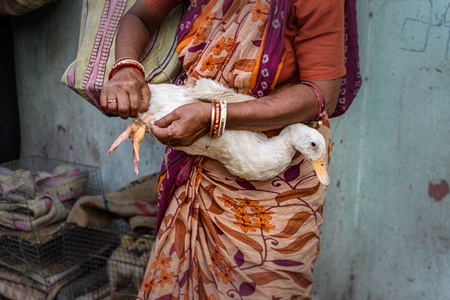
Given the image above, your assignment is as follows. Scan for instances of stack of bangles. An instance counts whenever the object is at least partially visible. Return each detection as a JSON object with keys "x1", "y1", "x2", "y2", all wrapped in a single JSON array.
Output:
[
  {"x1": 301, "y1": 81, "x2": 328, "y2": 127},
  {"x1": 108, "y1": 57, "x2": 145, "y2": 81},
  {"x1": 209, "y1": 99, "x2": 227, "y2": 140}
]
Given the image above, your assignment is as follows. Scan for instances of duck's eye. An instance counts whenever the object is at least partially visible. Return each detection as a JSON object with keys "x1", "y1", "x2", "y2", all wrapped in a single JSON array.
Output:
[{"x1": 311, "y1": 142, "x2": 316, "y2": 147}]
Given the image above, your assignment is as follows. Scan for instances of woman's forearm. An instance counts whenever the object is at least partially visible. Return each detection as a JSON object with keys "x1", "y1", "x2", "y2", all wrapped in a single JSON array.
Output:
[
  {"x1": 115, "y1": 2, "x2": 166, "y2": 61},
  {"x1": 226, "y1": 77, "x2": 342, "y2": 132}
]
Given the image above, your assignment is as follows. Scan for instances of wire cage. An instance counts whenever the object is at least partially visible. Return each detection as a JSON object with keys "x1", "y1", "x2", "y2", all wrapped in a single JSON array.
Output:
[
  {"x1": 56, "y1": 220, "x2": 155, "y2": 300},
  {"x1": 0, "y1": 156, "x2": 156, "y2": 300}
]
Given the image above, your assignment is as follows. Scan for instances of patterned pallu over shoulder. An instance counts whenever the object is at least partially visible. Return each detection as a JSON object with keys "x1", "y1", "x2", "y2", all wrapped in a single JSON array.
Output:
[{"x1": 175, "y1": 0, "x2": 290, "y2": 97}]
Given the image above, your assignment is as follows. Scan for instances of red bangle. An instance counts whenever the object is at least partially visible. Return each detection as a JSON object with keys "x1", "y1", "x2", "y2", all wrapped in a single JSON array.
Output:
[
  {"x1": 301, "y1": 81, "x2": 328, "y2": 123},
  {"x1": 108, "y1": 58, "x2": 145, "y2": 81}
]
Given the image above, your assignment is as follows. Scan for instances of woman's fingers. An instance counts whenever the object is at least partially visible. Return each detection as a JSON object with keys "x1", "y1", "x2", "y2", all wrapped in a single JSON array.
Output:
[
  {"x1": 100, "y1": 68, "x2": 149, "y2": 119},
  {"x1": 151, "y1": 102, "x2": 211, "y2": 147}
]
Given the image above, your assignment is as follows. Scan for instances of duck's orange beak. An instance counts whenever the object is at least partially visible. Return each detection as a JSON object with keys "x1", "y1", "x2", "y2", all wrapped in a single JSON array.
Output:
[{"x1": 311, "y1": 156, "x2": 330, "y2": 186}]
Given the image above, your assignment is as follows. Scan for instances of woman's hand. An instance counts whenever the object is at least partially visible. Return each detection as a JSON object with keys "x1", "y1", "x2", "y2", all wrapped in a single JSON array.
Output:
[
  {"x1": 150, "y1": 102, "x2": 211, "y2": 147},
  {"x1": 100, "y1": 67, "x2": 150, "y2": 119}
]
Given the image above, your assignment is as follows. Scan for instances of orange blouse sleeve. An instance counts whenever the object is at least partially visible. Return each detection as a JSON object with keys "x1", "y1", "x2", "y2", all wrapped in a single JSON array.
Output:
[
  {"x1": 144, "y1": 0, "x2": 183, "y2": 16},
  {"x1": 280, "y1": 0, "x2": 346, "y2": 82}
]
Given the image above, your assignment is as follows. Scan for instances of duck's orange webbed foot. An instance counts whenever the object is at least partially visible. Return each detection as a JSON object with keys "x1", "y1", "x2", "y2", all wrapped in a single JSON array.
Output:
[
  {"x1": 132, "y1": 126, "x2": 146, "y2": 175},
  {"x1": 108, "y1": 114, "x2": 155, "y2": 175},
  {"x1": 107, "y1": 121, "x2": 142, "y2": 155}
]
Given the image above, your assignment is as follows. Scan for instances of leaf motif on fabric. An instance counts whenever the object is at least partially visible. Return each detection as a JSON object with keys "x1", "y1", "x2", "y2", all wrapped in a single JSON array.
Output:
[
  {"x1": 230, "y1": 59, "x2": 256, "y2": 72},
  {"x1": 204, "y1": 184, "x2": 216, "y2": 199},
  {"x1": 284, "y1": 270, "x2": 313, "y2": 289},
  {"x1": 200, "y1": 209, "x2": 227, "y2": 249},
  {"x1": 271, "y1": 259, "x2": 304, "y2": 267},
  {"x1": 192, "y1": 207, "x2": 199, "y2": 220},
  {"x1": 208, "y1": 199, "x2": 224, "y2": 215},
  {"x1": 155, "y1": 294, "x2": 173, "y2": 300},
  {"x1": 163, "y1": 214, "x2": 173, "y2": 226},
  {"x1": 199, "y1": 266, "x2": 212, "y2": 284},
  {"x1": 215, "y1": 217, "x2": 263, "y2": 253},
  {"x1": 178, "y1": 191, "x2": 187, "y2": 203},
  {"x1": 275, "y1": 183, "x2": 320, "y2": 204},
  {"x1": 247, "y1": 271, "x2": 289, "y2": 285},
  {"x1": 271, "y1": 232, "x2": 317, "y2": 254},
  {"x1": 239, "y1": 282, "x2": 257, "y2": 296},
  {"x1": 252, "y1": 40, "x2": 262, "y2": 47},
  {"x1": 169, "y1": 242, "x2": 176, "y2": 256},
  {"x1": 235, "y1": 178, "x2": 256, "y2": 190},
  {"x1": 234, "y1": 249, "x2": 245, "y2": 267},
  {"x1": 271, "y1": 211, "x2": 312, "y2": 238},
  {"x1": 179, "y1": 269, "x2": 190, "y2": 288},
  {"x1": 316, "y1": 204, "x2": 324, "y2": 217},
  {"x1": 174, "y1": 217, "x2": 186, "y2": 259},
  {"x1": 283, "y1": 164, "x2": 300, "y2": 182}
]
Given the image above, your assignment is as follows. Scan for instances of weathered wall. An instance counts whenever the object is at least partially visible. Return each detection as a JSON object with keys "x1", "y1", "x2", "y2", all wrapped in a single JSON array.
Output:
[
  {"x1": 10, "y1": 0, "x2": 450, "y2": 299},
  {"x1": 11, "y1": 0, "x2": 166, "y2": 193},
  {"x1": 313, "y1": 0, "x2": 450, "y2": 299}
]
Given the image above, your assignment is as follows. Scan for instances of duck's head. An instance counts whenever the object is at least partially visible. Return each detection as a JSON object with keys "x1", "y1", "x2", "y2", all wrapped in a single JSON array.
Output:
[{"x1": 288, "y1": 124, "x2": 330, "y2": 186}]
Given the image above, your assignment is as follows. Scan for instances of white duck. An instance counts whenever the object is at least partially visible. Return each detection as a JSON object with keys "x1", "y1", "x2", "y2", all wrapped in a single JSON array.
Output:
[{"x1": 108, "y1": 79, "x2": 330, "y2": 185}]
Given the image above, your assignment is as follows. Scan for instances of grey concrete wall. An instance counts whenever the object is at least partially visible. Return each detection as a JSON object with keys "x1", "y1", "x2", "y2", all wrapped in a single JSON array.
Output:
[
  {"x1": 10, "y1": 0, "x2": 450, "y2": 299},
  {"x1": 12, "y1": 0, "x2": 166, "y2": 193},
  {"x1": 313, "y1": 0, "x2": 450, "y2": 299}
]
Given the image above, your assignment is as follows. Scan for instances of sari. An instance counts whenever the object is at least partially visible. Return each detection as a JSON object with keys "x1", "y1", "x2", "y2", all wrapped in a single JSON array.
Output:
[{"x1": 137, "y1": 0, "x2": 349, "y2": 298}]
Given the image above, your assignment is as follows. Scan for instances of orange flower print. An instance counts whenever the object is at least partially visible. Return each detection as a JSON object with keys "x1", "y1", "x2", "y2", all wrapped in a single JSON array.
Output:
[
  {"x1": 251, "y1": 206, "x2": 273, "y2": 220},
  {"x1": 193, "y1": 264, "x2": 199, "y2": 279},
  {"x1": 252, "y1": 218, "x2": 275, "y2": 233},
  {"x1": 212, "y1": 247, "x2": 224, "y2": 260},
  {"x1": 217, "y1": 56, "x2": 227, "y2": 71},
  {"x1": 208, "y1": 295, "x2": 217, "y2": 300},
  {"x1": 204, "y1": 12, "x2": 216, "y2": 26},
  {"x1": 201, "y1": 55, "x2": 219, "y2": 71},
  {"x1": 251, "y1": 0, "x2": 269, "y2": 22},
  {"x1": 193, "y1": 27, "x2": 207, "y2": 44},
  {"x1": 140, "y1": 275, "x2": 153, "y2": 294},
  {"x1": 157, "y1": 252, "x2": 172, "y2": 270},
  {"x1": 234, "y1": 218, "x2": 256, "y2": 233},
  {"x1": 238, "y1": 197, "x2": 259, "y2": 207},
  {"x1": 231, "y1": 207, "x2": 252, "y2": 222},
  {"x1": 150, "y1": 279, "x2": 158, "y2": 293},
  {"x1": 226, "y1": 38, "x2": 236, "y2": 52},
  {"x1": 157, "y1": 270, "x2": 174, "y2": 287},
  {"x1": 217, "y1": 269, "x2": 235, "y2": 284},
  {"x1": 213, "y1": 37, "x2": 227, "y2": 55},
  {"x1": 218, "y1": 194, "x2": 236, "y2": 208},
  {"x1": 149, "y1": 258, "x2": 158, "y2": 271}
]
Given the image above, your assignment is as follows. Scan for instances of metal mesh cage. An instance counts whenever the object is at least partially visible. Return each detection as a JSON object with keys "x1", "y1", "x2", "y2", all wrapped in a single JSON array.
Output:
[
  {"x1": 56, "y1": 220, "x2": 155, "y2": 300},
  {"x1": 0, "y1": 156, "x2": 156, "y2": 299}
]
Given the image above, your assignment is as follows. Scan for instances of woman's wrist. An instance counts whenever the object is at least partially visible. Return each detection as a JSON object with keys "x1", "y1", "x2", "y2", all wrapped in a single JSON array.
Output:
[{"x1": 108, "y1": 58, "x2": 145, "y2": 81}]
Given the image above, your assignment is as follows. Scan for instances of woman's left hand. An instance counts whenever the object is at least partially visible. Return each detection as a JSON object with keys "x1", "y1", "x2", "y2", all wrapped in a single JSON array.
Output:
[{"x1": 150, "y1": 102, "x2": 211, "y2": 147}]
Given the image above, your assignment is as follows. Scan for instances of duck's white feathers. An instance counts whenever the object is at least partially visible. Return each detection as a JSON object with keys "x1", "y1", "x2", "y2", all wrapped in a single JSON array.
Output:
[{"x1": 110, "y1": 78, "x2": 329, "y2": 184}]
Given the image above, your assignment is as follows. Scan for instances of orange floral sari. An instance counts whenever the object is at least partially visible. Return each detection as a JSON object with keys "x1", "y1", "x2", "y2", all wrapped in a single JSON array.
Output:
[{"x1": 137, "y1": 0, "x2": 332, "y2": 299}]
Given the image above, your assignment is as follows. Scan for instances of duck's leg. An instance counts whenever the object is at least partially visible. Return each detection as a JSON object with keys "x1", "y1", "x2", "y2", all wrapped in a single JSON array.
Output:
[
  {"x1": 132, "y1": 114, "x2": 155, "y2": 175},
  {"x1": 132, "y1": 126, "x2": 146, "y2": 175},
  {"x1": 107, "y1": 121, "x2": 142, "y2": 155}
]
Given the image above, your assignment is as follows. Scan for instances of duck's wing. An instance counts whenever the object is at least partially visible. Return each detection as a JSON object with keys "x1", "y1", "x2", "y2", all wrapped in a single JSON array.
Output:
[{"x1": 188, "y1": 78, "x2": 255, "y2": 103}]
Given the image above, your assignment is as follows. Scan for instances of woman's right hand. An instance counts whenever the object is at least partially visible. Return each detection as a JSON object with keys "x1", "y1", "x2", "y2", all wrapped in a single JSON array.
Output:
[{"x1": 100, "y1": 67, "x2": 150, "y2": 119}]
